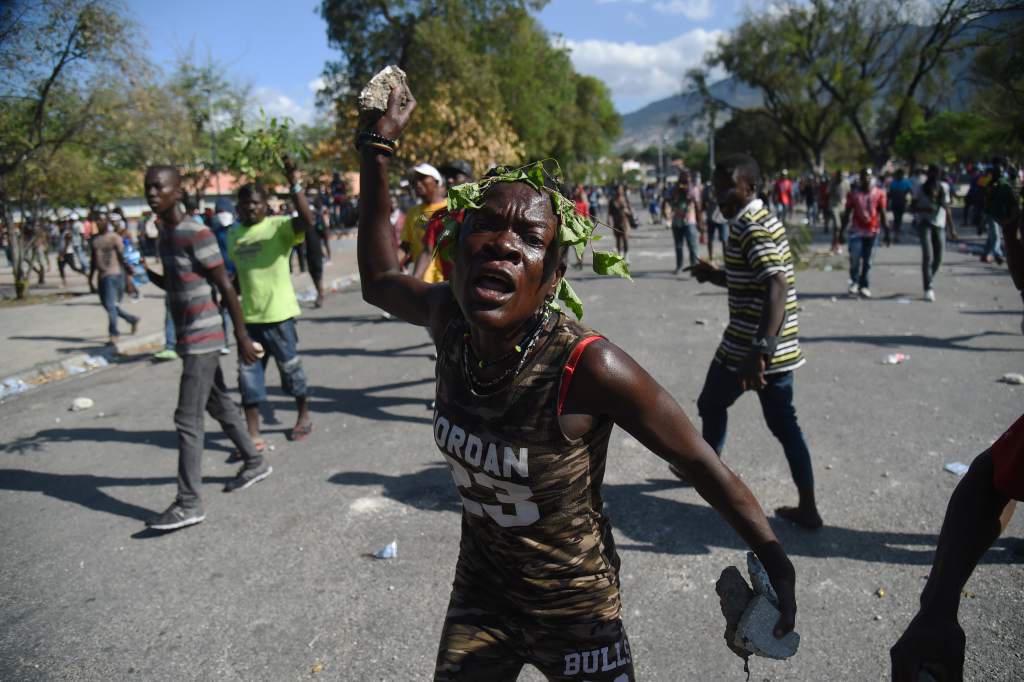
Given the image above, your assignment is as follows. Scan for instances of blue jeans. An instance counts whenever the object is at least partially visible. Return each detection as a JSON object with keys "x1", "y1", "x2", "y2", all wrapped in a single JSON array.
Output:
[
  {"x1": 983, "y1": 213, "x2": 1004, "y2": 259},
  {"x1": 98, "y1": 274, "x2": 138, "y2": 337},
  {"x1": 848, "y1": 233, "x2": 879, "y2": 288},
  {"x1": 164, "y1": 296, "x2": 176, "y2": 350},
  {"x1": 697, "y1": 360, "x2": 815, "y2": 494},
  {"x1": 671, "y1": 218, "x2": 699, "y2": 271},
  {"x1": 238, "y1": 318, "x2": 309, "y2": 406}
]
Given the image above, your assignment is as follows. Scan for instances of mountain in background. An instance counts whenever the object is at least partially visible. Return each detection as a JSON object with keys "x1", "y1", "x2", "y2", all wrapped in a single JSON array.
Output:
[
  {"x1": 614, "y1": 10, "x2": 1010, "y2": 155},
  {"x1": 614, "y1": 77, "x2": 761, "y2": 153}
]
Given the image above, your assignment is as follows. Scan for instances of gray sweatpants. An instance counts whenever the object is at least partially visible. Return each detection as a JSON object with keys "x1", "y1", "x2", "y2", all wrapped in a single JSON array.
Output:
[{"x1": 175, "y1": 351, "x2": 262, "y2": 509}]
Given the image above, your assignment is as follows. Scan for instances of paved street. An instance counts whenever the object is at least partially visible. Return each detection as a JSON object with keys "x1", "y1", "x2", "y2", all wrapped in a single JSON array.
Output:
[{"x1": 1, "y1": 217, "x2": 1021, "y2": 680}]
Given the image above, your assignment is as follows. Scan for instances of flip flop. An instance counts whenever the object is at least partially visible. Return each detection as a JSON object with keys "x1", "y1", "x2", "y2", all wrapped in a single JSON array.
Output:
[
  {"x1": 289, "y1": 422, "x2": 314, "y2": 442},
  {"x1": 228, "y1": 439, "x2": 266, "y2": 463}
]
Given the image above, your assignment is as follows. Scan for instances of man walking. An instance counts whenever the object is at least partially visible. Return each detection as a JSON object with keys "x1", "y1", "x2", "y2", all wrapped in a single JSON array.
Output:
[
  {"x1": 773, "y1": 170, "x2": 793, "y2": 223},
  {"x1": 910, "y1": 165, "x2": 953, "y2": 302},
  {"x1": 843, "y1": 168, "x2": 888, "y2": 298},
  {"x1": 687, "y1": 153, "x2": 822, "y2": 530},
  {"x1": 88, "y1": 209, "x2": 140, "y2": 345},
  {"x1": 228, "y1": 157, "x2": 316, "y2": 447},
  {"x1": 888, "y1": 168, "x2": 913, "y2": 245},
  {"x1": 669, "y1": 172, "x2": 702, "y2": 274},
  {"x1": 143, "y1": 165, "x2": 271, "y2": 531},
  {"x1": 828, "y1": 170, "x2": 851, "y2": 254}
]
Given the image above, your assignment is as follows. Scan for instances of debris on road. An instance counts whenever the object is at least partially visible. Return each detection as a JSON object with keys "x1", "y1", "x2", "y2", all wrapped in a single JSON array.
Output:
[
  {"x1": 875, "y1": 587, "x2": 886, "y2": 598},
  {"x1": 943, "y1": 462, "x2": 969, "y2": 476},
  {"x1": 695, "y1": 318, "x2": 708, "y2": 326},
  {"x1": 372, "y1": 540, "x2": 397, "y2": 559},
  {"x1": 998, "y1": 373, "x2": 1024, "y2": 385},
  {"x1": 311, "y1": 660, "x2": 325, "y2": 674},
  {"x1": 882, "y1": 353, "x2": 909, "y2": 365},
  {"x1": 70, "y1": 397, "x2": 94, "y2": 411},
  {"x1": 0, "y1": 377, "x2": 29, "y2": 399}
]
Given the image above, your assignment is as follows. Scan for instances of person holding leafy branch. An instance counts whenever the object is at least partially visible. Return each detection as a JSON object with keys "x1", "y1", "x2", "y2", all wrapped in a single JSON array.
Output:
[
  {"x1": 227, "y1": 156, "x2": 316, "y2": 447},
  {"x1": 357, "y1": 81, "x2": 798, "y2": 680}
]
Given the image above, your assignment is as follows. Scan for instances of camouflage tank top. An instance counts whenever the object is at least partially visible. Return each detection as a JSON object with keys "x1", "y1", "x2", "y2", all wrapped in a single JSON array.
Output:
[{"x1": 433, "y1": 311, "x2": 621, "y2": 623}]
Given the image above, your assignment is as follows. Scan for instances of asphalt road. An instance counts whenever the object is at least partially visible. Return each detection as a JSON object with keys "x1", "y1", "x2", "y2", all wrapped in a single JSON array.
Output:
[{"x1": 1, "y1": 217, "x2": 1022, "y2": 681}]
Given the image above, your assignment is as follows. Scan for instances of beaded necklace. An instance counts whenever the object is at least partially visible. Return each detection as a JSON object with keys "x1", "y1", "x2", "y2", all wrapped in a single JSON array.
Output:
[{"x1": 461, "y1": 310, "x2": 552, "y2": 394}]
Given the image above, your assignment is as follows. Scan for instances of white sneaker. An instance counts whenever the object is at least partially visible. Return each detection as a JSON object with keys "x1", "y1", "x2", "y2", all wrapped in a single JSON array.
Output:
[
  {"x1": 924, "y1": 289, "x2": 936, "y2": 302},
  {"x1": 847, "y1": 281, "x2": 859, "y2": 295},
  {"x1": 859, "y1": 287, "x2": 872, "y2": 299}
]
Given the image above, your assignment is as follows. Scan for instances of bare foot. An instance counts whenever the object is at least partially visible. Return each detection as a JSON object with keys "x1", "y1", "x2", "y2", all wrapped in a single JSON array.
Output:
[
  {"x1": 776, "y1": 505, "x2": 823, "y2": 530},
  {"x1": 290, "y1": 420, "x2": 314, "y2": 441}
]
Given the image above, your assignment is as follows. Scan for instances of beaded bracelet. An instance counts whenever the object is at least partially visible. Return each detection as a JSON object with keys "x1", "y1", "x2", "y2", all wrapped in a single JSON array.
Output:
[
  {"x1": 362, "y1": 142, "x2": 394, "y2": 157},
  {"x1": 355, "y1": 131, "x2": 398, "y2": 153}
]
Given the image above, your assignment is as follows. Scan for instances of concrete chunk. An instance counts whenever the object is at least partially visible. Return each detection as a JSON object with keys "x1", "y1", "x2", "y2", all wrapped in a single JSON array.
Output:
[
  {"x1": 359, "y1": 66, "x2": 409, "y2": 112},
  {"x1": 716, "y1": 566, "x2": 755, "y2": 660},
  {"x1": 747, "y1": 551, "x2": 779, "y2": 606},
  {"x1": 734, "y1": 595, "x2": 800, "y2": 660}
]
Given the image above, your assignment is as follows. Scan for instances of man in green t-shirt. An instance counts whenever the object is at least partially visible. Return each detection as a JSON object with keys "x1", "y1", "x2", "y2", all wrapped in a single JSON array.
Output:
[{"x1": 227, "y1": 157, "x2": 316, "y2": 447}]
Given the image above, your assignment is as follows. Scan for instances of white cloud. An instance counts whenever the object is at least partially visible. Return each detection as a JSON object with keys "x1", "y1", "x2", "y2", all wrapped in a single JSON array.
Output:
[
  {"x1": 563, "y1": 29, "x2": 725, "y2": 111},
  {"x1": 251, "y1": 86, "x2": 314, "y2": 126},
  {"x1": 652, "y1": 0, "x2": 713, "y2": 20},
  {"x1": 308, "y1": 77, "x2": 326, "y2": 94}
]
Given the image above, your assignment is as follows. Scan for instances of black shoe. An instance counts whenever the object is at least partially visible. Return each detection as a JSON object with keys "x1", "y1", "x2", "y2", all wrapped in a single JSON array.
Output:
[
  {"x1": 146, "y1": 502, "x2": 205, "y2": 530},
  {"x1": 223, "y1": 462, "x2": 272, "y2": 492}
]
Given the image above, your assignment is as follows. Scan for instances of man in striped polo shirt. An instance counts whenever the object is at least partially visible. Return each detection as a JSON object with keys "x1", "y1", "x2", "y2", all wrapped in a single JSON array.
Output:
[
  {"x1": 143, "y1": 165, "x2": 272, "y2": 531},
  {"x1": 687, "y1": 153, "x2": 822, "y2": 530}
]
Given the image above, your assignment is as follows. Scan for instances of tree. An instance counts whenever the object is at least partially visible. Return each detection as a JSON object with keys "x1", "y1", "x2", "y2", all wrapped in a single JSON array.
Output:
[
  {"x1": 166, "y1": 52, "x2": 249, "y2": 202},
  {"x1": 0, "y1": 0, "x2": 145, "y2": 297},
  {"x1": 965, "y1": 14, "x2": 1024, "y2": 155},
  {"x1": 317, "y1": 0, "x2": 619, "y2": 175},
  {"x1": 697, "y1": 7, "x2": 849, "y2": 170}
]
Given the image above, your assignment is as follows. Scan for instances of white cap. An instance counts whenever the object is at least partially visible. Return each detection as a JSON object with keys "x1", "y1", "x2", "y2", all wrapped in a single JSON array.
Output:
[{"x1": 410, "y1": 163, "x2": 442, "y2": 184}]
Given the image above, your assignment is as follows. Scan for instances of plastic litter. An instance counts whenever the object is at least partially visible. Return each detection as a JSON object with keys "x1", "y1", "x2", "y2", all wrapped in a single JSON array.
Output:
[
  {"x1": 998, "y1": 373, "x2": 1024, "y2": 385},
  {"x1": 372, "y1": 540, "x2": 397, "y2": 559},
  {"x1": 944, "y1": 462, "x2": 969, "y2": 476},
  {"x1": 882, "y1": 353, "x2": 909, "y2": 365},
  {"x1": 695, "y1": 318, "x2": 708, "y2": 326},
  {"x1": 70, "y1": 397, "x2": 94, "y2": 411},
  {"x1": 0, "y1": 377, "x2": 30, "y2": 399},
  {"x1": 296, "y1": 287, "x2": 318, "y2": 302}
]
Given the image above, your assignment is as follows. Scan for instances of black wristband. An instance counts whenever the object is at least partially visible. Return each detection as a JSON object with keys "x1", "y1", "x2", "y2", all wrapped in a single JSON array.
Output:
[{"x1": 355, "y1": 131, "x2": 398, "y2": 152}]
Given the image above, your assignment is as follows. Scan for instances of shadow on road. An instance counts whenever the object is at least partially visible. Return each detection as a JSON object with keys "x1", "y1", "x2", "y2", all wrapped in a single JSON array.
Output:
[
  {"x1": 801, "y1": 330, "x2": 1017, "y2": 352},
  {"x1": 0, "y1": 427, "x2": 232, "y2": 455},
  {"x1": 302, "y1": 313, "x2": 397, "y2": 326},
  {"x1": 330, "y1": 467, "x2": 1020, "y2": 566},
  {"x1": 301, "y1": 341, "x2": 434, "y2": 360},
  {"x1": 329, "y1": 463, "x2": 460, "y2": 513},
  {"x1": 265, "y1": 376, "x2": 435, "y2": 426},
  {"x1": 0, "y1": 469, "x2": 182, "y2": 521}
]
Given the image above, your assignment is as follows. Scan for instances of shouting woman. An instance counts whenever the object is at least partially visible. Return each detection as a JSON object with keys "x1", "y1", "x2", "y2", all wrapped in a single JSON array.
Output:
[{"x1": 356, "y1": 83, "x2": 798, "y2": 681}]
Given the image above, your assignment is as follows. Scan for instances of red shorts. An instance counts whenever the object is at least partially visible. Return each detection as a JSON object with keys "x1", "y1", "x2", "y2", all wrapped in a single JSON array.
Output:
[{"x1": 992, "y1": 413, "x2": 1024, "y2": 501}]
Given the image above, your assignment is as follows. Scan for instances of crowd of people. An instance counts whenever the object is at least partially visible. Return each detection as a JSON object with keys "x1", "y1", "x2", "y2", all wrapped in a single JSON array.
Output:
[{"x1": 2, "y1": 79, "x2": 1022, "y2": 679}]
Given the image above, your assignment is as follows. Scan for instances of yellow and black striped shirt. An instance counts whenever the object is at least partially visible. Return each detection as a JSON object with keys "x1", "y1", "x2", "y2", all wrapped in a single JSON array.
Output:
[{"x1": 715, "y1": 199, "x2": 805, "y2": 374}]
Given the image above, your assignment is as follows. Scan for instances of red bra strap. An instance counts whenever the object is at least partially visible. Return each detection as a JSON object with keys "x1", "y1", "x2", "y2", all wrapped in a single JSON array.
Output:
[{"x1": 558, "y1": 335, "x2": 603, "y2": 416}]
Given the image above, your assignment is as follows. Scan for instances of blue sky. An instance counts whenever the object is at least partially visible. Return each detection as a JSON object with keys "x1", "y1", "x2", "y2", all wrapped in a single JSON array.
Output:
[{"x1": 129, "y1": 0, "x2": 743, "y2": 122}]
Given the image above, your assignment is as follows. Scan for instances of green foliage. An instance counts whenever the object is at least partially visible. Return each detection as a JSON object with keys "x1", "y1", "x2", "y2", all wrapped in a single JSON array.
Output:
[
  {"x1": 437, "y1": 159, "x2": 630, "y2": 319},
  {"x1": 318, "y1": 0, "x2": 619, "y2": 171},
  {"x1": 226, "y1": 109, "x2": 310, "y2": 181}
]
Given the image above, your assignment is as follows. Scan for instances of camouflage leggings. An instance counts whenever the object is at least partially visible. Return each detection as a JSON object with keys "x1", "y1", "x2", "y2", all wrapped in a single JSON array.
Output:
[{"x1": 434, "y1": 592, "x2": 635, "y2": 681}]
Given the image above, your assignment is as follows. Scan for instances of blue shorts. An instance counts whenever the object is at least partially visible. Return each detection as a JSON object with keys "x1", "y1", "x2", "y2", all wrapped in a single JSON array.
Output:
[{"x1": 237, "y1": 318, "x2": 309, "y2": 406}]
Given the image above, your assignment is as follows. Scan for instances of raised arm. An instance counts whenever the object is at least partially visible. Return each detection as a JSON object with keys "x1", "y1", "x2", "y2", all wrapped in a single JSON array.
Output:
[
  {"x1": 563, "y1": 340, "x2": 797, "y2": 637},
  {"x1": 283, "y1": 156, "x2": 316, "y2": 237},
  {"x1": 357, "y1": 86, "x2": 448, "y2": 327}
]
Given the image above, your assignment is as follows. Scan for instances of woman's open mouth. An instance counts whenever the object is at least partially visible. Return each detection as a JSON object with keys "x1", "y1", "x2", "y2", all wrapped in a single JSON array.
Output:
[{"x1": 469, "y1": 268, "x2": 516, "y2": 304}]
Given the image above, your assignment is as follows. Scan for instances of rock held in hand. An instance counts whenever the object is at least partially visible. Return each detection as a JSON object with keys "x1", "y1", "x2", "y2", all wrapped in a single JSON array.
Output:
[
  {"x1": 734, "y1": 595, "x2": 801, "y2": 659},
  {"x1": 716, "y1": 566, "x2": 755, "y2": 660},
  {"x1": 359, "y1": 66, "x2": 409, "y2": 112}
]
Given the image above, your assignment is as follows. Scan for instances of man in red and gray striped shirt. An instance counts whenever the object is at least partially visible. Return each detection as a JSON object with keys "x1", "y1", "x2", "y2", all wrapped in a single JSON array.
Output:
[{"x1": 142, "y1": 165, "x2": 272, "y2": 531}]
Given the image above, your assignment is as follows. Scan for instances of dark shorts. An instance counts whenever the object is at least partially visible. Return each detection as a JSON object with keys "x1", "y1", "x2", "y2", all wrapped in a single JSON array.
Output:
[
  {"x1": 305, "y1": 230, "x2": 323, "y2": 280},
  {"x1": 434, "y1": 590, "x2": 634, "y2": 682}
]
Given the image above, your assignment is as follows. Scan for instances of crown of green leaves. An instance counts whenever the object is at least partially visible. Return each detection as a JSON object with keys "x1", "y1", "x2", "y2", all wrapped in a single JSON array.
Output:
[{"x1": 434, "y1": 160, "x2": 631, "y2": 319}]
